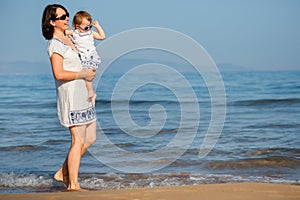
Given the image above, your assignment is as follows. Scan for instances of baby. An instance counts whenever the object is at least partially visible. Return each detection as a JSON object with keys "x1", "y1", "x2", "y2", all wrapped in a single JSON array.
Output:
[{"x1": 66, "y1": 11, "x2": 105, "y2": 106}]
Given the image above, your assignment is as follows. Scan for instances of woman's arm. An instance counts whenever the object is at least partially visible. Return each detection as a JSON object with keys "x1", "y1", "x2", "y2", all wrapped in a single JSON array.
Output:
[
  {"x1": 92, "y1": 20, "x2": 106, "y2": 40},
  {"x1": 50, "y1": 52, "x2": 96, "y2": 81}
]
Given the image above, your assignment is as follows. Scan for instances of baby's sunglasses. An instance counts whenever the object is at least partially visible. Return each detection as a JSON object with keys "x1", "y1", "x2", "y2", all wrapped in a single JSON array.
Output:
[
  {"x1": 80, "y1": 24, "x2": 93, "y2": 31},
  {"x1": 53, "y1": 12, "x2": 69, "y2": 21}
]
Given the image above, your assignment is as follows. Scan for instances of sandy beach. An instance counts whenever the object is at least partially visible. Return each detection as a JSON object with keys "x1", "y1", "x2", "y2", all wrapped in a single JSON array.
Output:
[{"x1": 1, "y1": 182, "x2": 299, "y2": 200}]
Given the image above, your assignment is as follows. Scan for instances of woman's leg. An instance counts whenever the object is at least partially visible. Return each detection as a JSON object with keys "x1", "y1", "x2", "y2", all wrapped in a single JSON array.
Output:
[
  {"x1": 67, "y1": 125, "x2": 86, "y2": 190},
  {"x1": 54, "y1": 121, "x2": 96, "y2": 187},
  {"x1": 81, "y1": 121, "x2": 97, "y2": 154}
]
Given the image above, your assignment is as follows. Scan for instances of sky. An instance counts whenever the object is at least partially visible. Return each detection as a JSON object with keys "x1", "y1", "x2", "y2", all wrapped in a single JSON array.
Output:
[{"x1": 0, "y1": 0, "x2": 299, "y2": 74}]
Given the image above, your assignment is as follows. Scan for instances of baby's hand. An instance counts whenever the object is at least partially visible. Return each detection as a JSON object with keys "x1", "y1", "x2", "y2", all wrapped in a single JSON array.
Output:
[{"x1": 92, "y1": 20, "x2": 100, "y2": 28}]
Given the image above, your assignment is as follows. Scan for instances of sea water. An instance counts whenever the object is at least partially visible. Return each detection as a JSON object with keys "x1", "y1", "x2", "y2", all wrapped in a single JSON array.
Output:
[{"x1": 0, "y1": 70, "x2": 300, "y2": 193}]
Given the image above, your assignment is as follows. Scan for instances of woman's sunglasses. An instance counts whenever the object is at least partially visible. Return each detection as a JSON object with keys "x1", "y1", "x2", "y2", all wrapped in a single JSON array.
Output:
[
  {"x1": 80, "y1": 24, "x2": 93, "y2": 31},
  {"x1": 53, "y1": 12, "x2": 69, "y2": 21}
]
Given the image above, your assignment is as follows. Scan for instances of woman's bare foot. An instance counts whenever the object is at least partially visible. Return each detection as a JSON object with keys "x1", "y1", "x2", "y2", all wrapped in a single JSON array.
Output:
[
  {"x1": 54, "y1": 168, "x2": 69, "y2": 187},
  {"x1": 59, "y1": 188, "x2": 89, "y2": 192},
  {"x1": 67, "y1": 182, "x2": 87, "y2": 192},
  {"x1": 67, "y1": 188, "x2": 89, "y2": 192}
]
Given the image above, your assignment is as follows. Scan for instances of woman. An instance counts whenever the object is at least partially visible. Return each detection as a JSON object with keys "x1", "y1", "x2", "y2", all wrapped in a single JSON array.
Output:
[{"x1": 42, "y1": 4, "x2": 97, "y2": 191}]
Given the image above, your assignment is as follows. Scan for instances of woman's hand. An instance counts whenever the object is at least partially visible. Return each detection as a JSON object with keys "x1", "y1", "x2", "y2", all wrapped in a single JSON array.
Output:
[{"x1": 83, "y1": 68, "x2": 96, "y2": 81}]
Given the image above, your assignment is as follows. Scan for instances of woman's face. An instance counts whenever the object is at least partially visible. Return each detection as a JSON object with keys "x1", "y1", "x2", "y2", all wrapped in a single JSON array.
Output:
[{"x1": 52, "y1": 7, "x2": 69, "y2": 31}]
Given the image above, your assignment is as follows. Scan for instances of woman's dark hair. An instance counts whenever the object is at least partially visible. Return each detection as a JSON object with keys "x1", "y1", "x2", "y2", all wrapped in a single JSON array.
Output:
[{"x1": 42, "y1": 4, "x2": 68, "y2": 40}]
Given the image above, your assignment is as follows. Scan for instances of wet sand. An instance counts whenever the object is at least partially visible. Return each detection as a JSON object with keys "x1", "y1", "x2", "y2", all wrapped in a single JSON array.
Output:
[{"x1": 1, "y1": 182, "x2": 300, "y2": 200}]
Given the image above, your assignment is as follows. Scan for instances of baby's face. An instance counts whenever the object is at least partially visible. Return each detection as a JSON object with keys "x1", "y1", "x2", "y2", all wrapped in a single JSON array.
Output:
[{"x1": 77, "y1": 18, "x2": 92, "y2": 33}]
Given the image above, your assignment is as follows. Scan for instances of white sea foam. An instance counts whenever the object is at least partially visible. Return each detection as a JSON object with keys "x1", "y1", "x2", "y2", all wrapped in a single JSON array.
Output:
[{"x1": 1, "y1": 172, "x2": 299, "y2": 193}]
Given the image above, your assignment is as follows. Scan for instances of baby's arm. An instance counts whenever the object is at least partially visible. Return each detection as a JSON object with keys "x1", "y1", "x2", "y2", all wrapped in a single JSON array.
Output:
[{"x1": 92, "y1": 20, "x2": 106, "y2": 40}]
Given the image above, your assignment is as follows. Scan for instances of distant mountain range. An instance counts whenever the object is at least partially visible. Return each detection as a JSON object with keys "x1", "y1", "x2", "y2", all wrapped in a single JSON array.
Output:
[
  {"x1": 0, "y1": 60, "x2": 296, "y2": 75},
  {"x1": 0, "y1": 61, "x2": 52, "y2": 75},
  {"x1": 216, "y1": 63, "x2": 252, "y2": 72}
]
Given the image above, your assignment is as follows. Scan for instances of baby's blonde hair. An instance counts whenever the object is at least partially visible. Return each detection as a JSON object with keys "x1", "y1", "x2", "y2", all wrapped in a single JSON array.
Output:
[{"x1": 72, "y1": 11, "x2": 92, "y2": 27}]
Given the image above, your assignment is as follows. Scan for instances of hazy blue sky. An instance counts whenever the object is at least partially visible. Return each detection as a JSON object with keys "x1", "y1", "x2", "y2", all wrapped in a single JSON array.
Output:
[{"x1": 0, "y1": 0, "x2": 299, "y2": 74}]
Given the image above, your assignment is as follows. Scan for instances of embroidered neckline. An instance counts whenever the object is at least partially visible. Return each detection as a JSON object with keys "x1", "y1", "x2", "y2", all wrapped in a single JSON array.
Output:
[
  {"x1": 74, "y1": 29, "x2": 92, "y2": 36},
  {"x1": 51, "y1": 37, "x2": 78, "y2": 53}
]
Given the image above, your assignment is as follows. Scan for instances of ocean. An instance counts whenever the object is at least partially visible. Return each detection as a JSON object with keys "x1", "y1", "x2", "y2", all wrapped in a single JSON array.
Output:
[{"x1": 0, "y1": 70, "x2": 300, "y2": 193}]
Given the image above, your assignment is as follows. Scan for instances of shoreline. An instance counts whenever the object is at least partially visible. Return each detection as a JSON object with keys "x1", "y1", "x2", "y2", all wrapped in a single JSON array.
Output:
[{"x1": 1, "y1": 182, "x2": 300, "y2": 200}]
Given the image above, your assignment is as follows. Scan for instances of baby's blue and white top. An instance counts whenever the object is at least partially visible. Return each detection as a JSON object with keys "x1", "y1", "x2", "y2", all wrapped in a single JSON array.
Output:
[{"x1": 72, "y1": 29, "x2": 101, "y2": 68}]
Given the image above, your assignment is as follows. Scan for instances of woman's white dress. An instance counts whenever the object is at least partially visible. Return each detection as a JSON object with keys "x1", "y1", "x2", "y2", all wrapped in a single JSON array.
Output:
[{"x1": 48, "y1": 38, "x2": 96, "y2": 128}]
